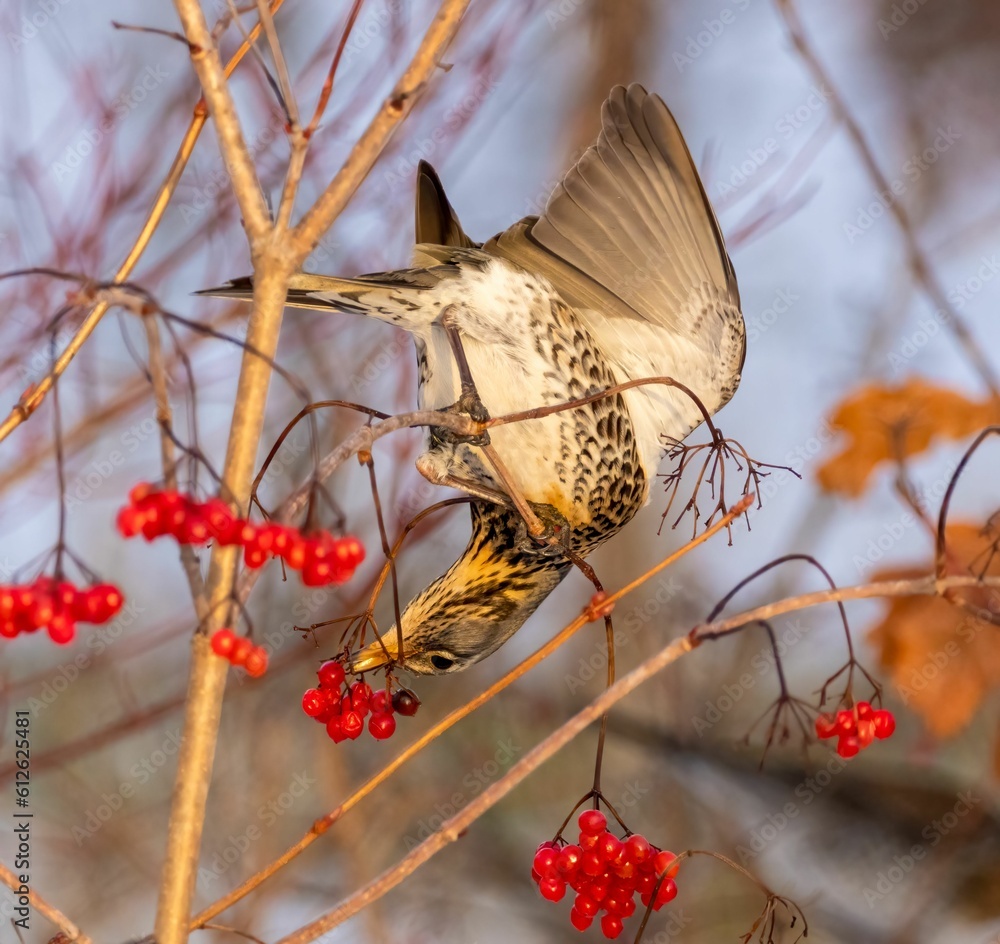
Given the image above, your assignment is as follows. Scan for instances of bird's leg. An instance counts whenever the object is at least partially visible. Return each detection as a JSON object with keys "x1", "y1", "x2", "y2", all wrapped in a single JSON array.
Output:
[
  {"x1": 435, "y1": 306, "x2": 551, "y2": 543},
  {"x1": 437, "y1": 305, "x2": 491, "y2": 447}
]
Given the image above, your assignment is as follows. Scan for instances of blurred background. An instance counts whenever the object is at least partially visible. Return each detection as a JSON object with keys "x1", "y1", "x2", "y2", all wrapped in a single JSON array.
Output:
[{"x1": 1, "y1": 0, "x2": 999, "y2": 941}]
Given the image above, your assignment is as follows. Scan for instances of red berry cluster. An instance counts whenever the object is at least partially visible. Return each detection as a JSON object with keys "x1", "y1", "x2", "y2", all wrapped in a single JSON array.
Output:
[
  {"x1": 116, "y1": 484, "x2": 365, "y2": 585},
  {"x1": 210, "y1": 628, "x2": 269, "y2": 677},
  {"x1": 532, "y1": 809, "x2": 680, "y2": 939},
  {"x1": 301, "y1": 660, "x2": 419, "y2": 743},
  {"x1": 0, "y1": 578, "x2": 123, "y2": 644},
  {"x1": 815, "y1": 701, "x2": 896, "y2": 758}
]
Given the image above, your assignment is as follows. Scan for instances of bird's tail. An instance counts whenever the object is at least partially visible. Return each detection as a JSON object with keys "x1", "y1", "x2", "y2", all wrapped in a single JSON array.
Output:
[{"x1": 195, "y1": 269, "x2": 444, "y2": 320}]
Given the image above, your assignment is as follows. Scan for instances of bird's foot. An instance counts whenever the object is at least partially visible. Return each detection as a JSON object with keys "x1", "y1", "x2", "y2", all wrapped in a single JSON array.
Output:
[
  {"x1": 515, "y1": 502, "x2": 572, "y2": 557},
  {"x1": 434, "y1": 386, "x2": 491, "y2": 446}
]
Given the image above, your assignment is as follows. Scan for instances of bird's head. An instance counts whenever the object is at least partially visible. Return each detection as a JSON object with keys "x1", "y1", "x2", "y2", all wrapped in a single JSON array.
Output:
[{"x1": 347, "y1": 549, "x2": 570, "y2": 676}]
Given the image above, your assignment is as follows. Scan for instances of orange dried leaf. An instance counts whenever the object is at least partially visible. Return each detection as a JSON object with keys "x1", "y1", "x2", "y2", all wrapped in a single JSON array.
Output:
[
  {"x1": 868, "y1": 523, "x2": 1000, "y2": 738},
  {"x1": 817, "y1": 379, "x2": 998, "y2": 497}
]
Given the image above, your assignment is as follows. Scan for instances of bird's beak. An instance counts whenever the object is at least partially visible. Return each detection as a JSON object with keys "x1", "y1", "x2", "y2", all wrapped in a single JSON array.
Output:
[{"x1": 347, "y1": 636, "x2": 402, "y2": 674}]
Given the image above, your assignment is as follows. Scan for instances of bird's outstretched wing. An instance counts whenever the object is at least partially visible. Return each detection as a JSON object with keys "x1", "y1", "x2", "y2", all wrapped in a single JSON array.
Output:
[{"x1": 486, "y1": 84, "x2": 740, "y2": 339}]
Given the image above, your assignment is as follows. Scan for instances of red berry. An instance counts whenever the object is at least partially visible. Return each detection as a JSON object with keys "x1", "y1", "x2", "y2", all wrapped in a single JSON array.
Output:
[
  {"x1": 533, "y1": 846, "x2": 560, "y2": 880},
  {"x1": 600, "y1": 913, "x2": 623, "y2": 939},
  {"x1": 597, "y1": 831, "x2": 623, "y2": 862},
  {"x1": 370, "y1": 689, "x2": 392, "y2": 713},
  {"x1": 368, "y1": 712, "x2": 396, "y2": 740},
  {"x1": 47, "y1": 614, "x2": 75, "y2": 644},
  {"x1": 244, "y1": 647, "x2": 268, "y2": 677},
  {"x1": 539, "y1": 876, "x2": 566, "y2": 902},
  {"x1": 837, "y1": 735, "x2": 861, "y2": 758},
  {"x1": 814, "y1": 713, "x2": 838, "y2": 739},
  {"x1": 624, "y1": 833, "x2": 651, "y2": 864},
  {"x1": 392, "y1": 689, "x2": 420, "y2": 716},
  {"x1": 574, "y1": 893, "x2": 599, "y2": 917},
  {"x1": 578, "y1": 809, "x2": 607, "y2": 835},
  {"x1": 653, "y1": 877, "x2": 678, "y2": 910},
  {"x1": 557, "y1": 844, "x2": 583, "y2": 874},
  {"x1": 317, "y1": 660, "x2": 346, "y2": 689},
  {"x1": 569, "y1": 908, "x2": 593, "y2": 931},
  {"x1": 857, "y1": 718, "x2": 876, "y2": 747},
  {"x1": 350, "y1": 680, "x2": 373, "y2": 710},
  {"x1": 651, "y1": 850, "x2": 679, "y2": 879},
  {"x1": 230, "y1": 636, "x2": 253, "y2": 666},
  {"x1": 341, "y1": 710, "x2": 364, "y2": 739},
  {"x1": 835, "y1": 710, "x2": 856, "y2": 736},
  {"x1": 301, "y1": 688, "x2": 328, "y2": 717},
  {"x1": 211, "y1": 628, "x2": 237, "y2": 657},
  {"x1": 856, "y1": 700, "x2": 873, "y2": 720},
  {"x1": 580, "y1": 850, "x2": 603, "y2": 877},
  {"x1": 326, "y1": 716, "x2": 346, "y2": 743},
  {"x1": 873, "y1": 709, "x2": 896, "y2": 738}
]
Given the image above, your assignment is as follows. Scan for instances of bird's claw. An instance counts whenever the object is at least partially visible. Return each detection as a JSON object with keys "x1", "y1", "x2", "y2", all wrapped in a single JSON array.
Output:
[
  {"x1": 433, "y1": 387, "x2": 491, "y2": 446},
  {"x1": 515, "y1": 502, "x2": 571, "y2": 556}
]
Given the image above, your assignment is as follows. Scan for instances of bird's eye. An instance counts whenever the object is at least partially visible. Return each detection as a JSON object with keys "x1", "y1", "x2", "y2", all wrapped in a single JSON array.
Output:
[{"x1": 430, "y1": 654, "x2": 455, "y2": 671}]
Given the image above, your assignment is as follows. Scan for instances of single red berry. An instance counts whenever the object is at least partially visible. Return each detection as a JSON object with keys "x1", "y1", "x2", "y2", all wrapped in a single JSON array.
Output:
[
  {"x1": 211, "y1": 628, "x2": 237, "y2": 657},
  {"x1": 370, "y1": 689, "x2": 392, "y2": 714},
  {"x1": 302, "y1": 688, "x2": 328, "y2": 717},
  {"x1": 326, "y1": 715, "x2": 346, "y2": 743},
  {"x1": 533, "y1": 846, "x2": 560, "y2": 880},
  {"x1": 539, "y1": 876, "x2": 566, "y2": 902},
  {"x1": 557, "y1": 844, "x2": 583, "y2": 874},
  {"x1": 653, "y1": 877, "x2": 678, "y2": 910},
  {"x1": 368, "y1": 712, "x2": 396, "y2": 740},
  {"x1": 569, "y1": 908, "x2": 593, "y2": 931},
  {"x1": 651, "y1": 850, "x2": 679, "y2": 879},
  {"x1": 857, "y1": 718, "x2": 876, "y2": 747},
  {"x1": 835, "y1": 709, "x2": 857, "y2": 736},
  {"x1": 392, "y1": 689, "x2": 420, "y2": 716},
  {"x1": 578, "y1": 809, "x2": 607, "y2": 835},
  {"x1": 243, "y1": 544, "x2": 269, "y2": 569},
  {"x1": 600, "y1": 913, "x2": 624, "y2": 939},
  {"x1": 873, "y1": 709, "x2": 896, "y2": 738},
  {"x1": 47, "y1": 614, "x2": 76, "y2": 644},
  {"x1": 837, "y1": 735, "x2": 861, "y2": 758},
  {"x1": 574, "y1": 893, "x2": 599, "y2": 917},
  {"x1": 244, "y1": 647, "x2": 269, "y2": 677},
  {"x1": 588, "y1": 880, "x2": 609, "y2": 903},
  {"x1": 814, "y1": 713, "x2": 838, "y2": 739},
  {"x1": 856, "y1": 700, "x2": 873, "y2": 720},
  {"x1": 230, "y1": 636, "x2": 253, "y2": 666},
  {"x1": 341, "y1": 710, "x2": 364, "y2": 740},
  {"x1": 301, "y1": 558, "x2": 333, "y2": 586},
  {"x1": 580, "y1": 850, "x2": 603, "y2": 877},
  {"x1": 597, "y1": 831, "x2": 623, "y2": 863},
  {"x1": 317, "y1": 660, "x2": 346, "y2": 689},
  {"x1": 624, "y1": 833, "x2": 651, "y2": 864}
]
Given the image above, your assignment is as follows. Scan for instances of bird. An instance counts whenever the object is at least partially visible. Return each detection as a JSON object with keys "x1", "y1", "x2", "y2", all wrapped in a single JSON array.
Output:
[{"x1": 200, "y1": 84, "x2": 745, "y2": 675}]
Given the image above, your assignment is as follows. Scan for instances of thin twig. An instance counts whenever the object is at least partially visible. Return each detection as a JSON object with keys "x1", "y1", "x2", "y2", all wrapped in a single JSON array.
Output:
[{"x1": 0, "y1": 862, "x2": 94, "y2": 944}]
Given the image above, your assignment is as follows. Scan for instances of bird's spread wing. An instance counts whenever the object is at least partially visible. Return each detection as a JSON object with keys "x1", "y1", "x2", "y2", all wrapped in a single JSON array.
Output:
[{"x1": 486, "y1": 84, "x2": 739, "y2": 339}]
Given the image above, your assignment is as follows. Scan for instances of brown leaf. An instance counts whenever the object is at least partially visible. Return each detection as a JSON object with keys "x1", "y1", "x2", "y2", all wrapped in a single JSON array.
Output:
[
  {"x1": 816, "y1": 378, "x2": 998, "y2": 496},
  {"x1": 868, "y1": 523, "x2": 1000, "y2": 737}
]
